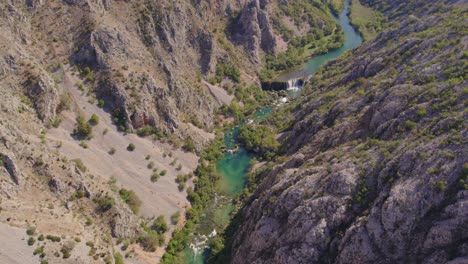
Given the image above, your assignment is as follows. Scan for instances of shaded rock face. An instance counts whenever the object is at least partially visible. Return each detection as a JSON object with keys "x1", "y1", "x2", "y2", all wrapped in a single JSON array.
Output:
[
  {"x1": 67, "y1": 0, "x2": 222, "y2": 143},
  {"x1": 24, "y1": 73, "x2": 58, "y2": 122},
  {"x1": 231, "y1": 0, "x2": 277, "y2": 63},
  {"x1": 1, "y1": 153, "x2": 20, "y2": 185},
  {"x1": 230, "y1": 1, "x2": 468, "y2": 263}
]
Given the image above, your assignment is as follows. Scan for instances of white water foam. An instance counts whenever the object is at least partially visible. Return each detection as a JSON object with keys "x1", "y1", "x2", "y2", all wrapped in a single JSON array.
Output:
[{"x1": 286, "y1": 78, "x2": 304, "y2": 90}]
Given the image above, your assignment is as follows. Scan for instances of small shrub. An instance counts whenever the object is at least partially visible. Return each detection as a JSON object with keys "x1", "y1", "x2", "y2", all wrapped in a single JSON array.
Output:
[
  {"x1": 177, "y1": 182, "x2": 186, "y2": 192},
  {"x1": 33, "y1": 246, "x2": 44, "y2": 256},
  {"x1": 114, "y1": 252, "x2": 124, "y2": 264},
  {"x1": 61, "y1": 242, "x2": 75, "y2": 259},
  {"x1": 159, "y1": 170, "x2": 167, "y2": 176},
  {"x1": 46, "y1": 235, "x2": 61, "y2": 242},
  {"x1": 152, "y1": 215, "x2": 168, "y2": 234},
  {"x1": 57, "y1": 93, "x2": 71, "y2": 113},
  {"x1": 182, "y1": 137, "x2": 195, "y2": 152},
  {"x1": 137, "y1": 232, "x2": 160, "y2": 252},
  {"x1": 145, "y1": 155, "x2": 151, "y2": 160},
  {"x1": 97, "y1": 99, "x2": 105, "y2": 108},
  {"x1": 175, "y1": 174, "x2": 189, "y2": 184},
  {"x1": 176, "y1": 164, "x2": 182, "y2": 171},
  {"x1": 38, "y1": 234, "x2": 44, "y2": 241},
  {"x1": 94, "y1": 195, "x2": 115, "y2": 212},
  {"x1": 70, "y1": 190, "x2": 86, "y2": 201},
  {"x1": 150, "y1": 173, "x2": 159, "y2": 183},
  {"x1": 27, "y1": 237, "x2": 36, "y2": 246},
  {"x1": 147, "y1": 161, "x2": 155, "y2": 169},
  {"x1": 405, "y1": 120, "x2": 417, "y2": 130},
  {"x1": 119, "y1": 188, "x2": 142, "y2": 214},
  {"x1": 127, "y1": 143, "x2": 136, "y2": 151},
  {"x1": 79, "y1": 141, "x2": 89, "y2": 149},
  {"x1": 72, "y1": 159, "x2": 87, "y2": 173},
  {"x1": 26, "y1": 226, "x2": 36, "y2": 236},
  {"x1": 47, "y1": 118, "x2": 62, "y2": 128},
  {"x1": 85, "y1": 217, "x2": 93, "y2": 226},
  {"x1": 416, "y1": 107, "x2": 427, "y2": 118},
  {"x1": 74, "y1": 115, "x2": 93, "y2": 139},
  {"x1": 432, "y1": 180, "x2": 447, "y2": 191},
  {"x1": 121, "y1": 240, "x2": 130, "y2": 251},
  {"x1": 170, "y1": 211, "x2": 181, "y2": 225},
  {"x1": 89, "y1": 114, "x2": 99, "y2": 126},
  {"x1": 103, "y1": 128, "x2": 108, "y2": 135},
  {"x1": 136, "y1": 125, "x2": 157, "y2": 137},
  {"x1": 108, "y1": 148, "x2": 116, "y2": 155}
]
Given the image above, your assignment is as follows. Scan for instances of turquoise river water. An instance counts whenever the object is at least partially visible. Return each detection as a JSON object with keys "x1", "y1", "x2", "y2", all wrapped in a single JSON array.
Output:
[{"x1": 185, "y1": 0, "x2": 362, "y2": 262}]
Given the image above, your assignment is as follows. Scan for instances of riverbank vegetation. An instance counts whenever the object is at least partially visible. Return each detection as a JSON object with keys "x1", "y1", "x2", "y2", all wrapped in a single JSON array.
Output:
[
  {"x1": 262, "y1": 23, "x2": 344, "y2": 81},
  {"x1": 160, "y1": 80, "x2": 276, "y2": 263},
  {"x1": 219, "y1": 84, "x2": 272, "y2": 122},
  {"x1": 238, "y1": 124, "x2": 279, "y2": 161},
  {"x1": 349, "y1": 0, "x2": 386, "y2": 41},
  {"x1": 160, "y1": 135, "x2": 224, "y2": 263},
  {"x1": 327, "y1": 0, "x2": 345, "y2": 16}
]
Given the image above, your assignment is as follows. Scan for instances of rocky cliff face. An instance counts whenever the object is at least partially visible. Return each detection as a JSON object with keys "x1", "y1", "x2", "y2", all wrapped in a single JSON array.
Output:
[
  {"x1": 2, "y1": 0, "x2": 336, "y2": 150},
  {"x1": 230, "y1": 1, "x2": 468, "y2": 263}
]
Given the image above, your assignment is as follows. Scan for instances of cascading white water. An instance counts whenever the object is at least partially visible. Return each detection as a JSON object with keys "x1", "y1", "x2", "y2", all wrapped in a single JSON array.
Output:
[{"x1": 286, "y1": 78, "x2": 305, "y2": 90}]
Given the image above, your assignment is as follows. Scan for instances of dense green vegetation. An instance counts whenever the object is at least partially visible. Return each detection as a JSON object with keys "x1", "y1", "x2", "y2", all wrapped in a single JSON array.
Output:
[
  {"x1": 152, "y1": 215, "x2": 169, "y2": 234},
  {"x1": 74, "y1": 115, "x2": 93, "y2": 139},
  {"x1": 111, "y1": 108, "x2": 128, "y2": 132},
  {"x1": 209, "y1": 61, "x2": 241, "y2": 84},
  {"x1": 238, "y1": 124, "x2": 279, "y2": 160},
  {"x1": 219, "y1": 84, "x2": 271, "y2": 122},
  {"x1": 159, "y1": 132, "x2": 225, "y2": 263}
]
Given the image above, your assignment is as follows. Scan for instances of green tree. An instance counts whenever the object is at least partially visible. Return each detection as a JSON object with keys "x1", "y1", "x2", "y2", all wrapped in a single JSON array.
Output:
[{"x1": 74, "y1": 115, "x2": 93, "y2": 139}]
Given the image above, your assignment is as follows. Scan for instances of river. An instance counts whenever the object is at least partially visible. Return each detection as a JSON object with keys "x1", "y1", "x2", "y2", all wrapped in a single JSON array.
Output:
[
  {"x1": 277, "y1": 0, "x2": 362, "y2": 81},
  {"x1": 185, "y1": 0, "x2": 361, "y2": 262}
]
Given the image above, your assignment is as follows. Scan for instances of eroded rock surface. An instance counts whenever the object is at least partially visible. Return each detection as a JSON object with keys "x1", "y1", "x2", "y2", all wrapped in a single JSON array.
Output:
[{"x1": 230, "y1": 1, "x2": 468, "y2": 263}]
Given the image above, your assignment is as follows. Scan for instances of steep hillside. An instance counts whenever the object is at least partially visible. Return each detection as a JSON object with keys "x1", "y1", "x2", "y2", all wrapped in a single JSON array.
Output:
[
  {"x1": 0, "y1": 0, "x2": 346, "y2": 263},
  {"x1": 228, "y1": 1, "x2": 467, "y2": 263}
]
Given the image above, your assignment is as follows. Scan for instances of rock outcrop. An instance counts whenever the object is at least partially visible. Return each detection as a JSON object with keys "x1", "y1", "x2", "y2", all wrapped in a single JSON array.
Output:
[
  {"x1": 24, "y1": 72, "x2": 59, "y2": 122},
  {"x1": 231, "y1": 0, "x2": 277, "y2": 63}
]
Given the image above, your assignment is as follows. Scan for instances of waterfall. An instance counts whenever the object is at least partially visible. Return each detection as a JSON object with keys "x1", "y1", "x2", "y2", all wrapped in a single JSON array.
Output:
[
  {"x1": 261, "y1": 78, "x2": 305, "y2": 91},
  {"x1": 286, "y1": 78, "x2": 305, "y2": 90}
]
